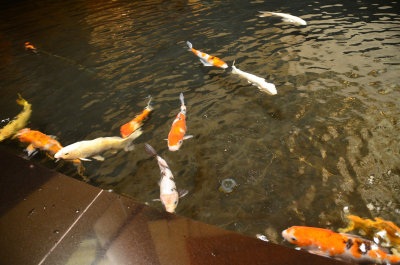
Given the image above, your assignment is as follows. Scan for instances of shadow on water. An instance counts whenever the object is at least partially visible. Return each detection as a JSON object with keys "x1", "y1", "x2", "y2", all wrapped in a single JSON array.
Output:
[{"x1": 0, "y1": 0, "x2": 399, "y2": 244}]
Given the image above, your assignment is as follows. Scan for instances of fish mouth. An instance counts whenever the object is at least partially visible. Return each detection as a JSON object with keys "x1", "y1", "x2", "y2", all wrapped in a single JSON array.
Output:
[{"x1": 168, "y1": 145, "x2": 180, "y2": 152}]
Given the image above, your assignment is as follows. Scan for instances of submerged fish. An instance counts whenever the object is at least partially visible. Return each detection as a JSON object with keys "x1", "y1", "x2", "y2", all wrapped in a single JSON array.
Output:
[
  {"x1": 17, "y1": 128, "x2": 83, "y2": 173},
  {"x1": 167, "y1": 93, "x2": 192, "y2": 151},
  {"x1": 339, "y1": 215, "x2": 400, "y2": 250},
  {"x1": 186, "y1": 41, "x2": 228, "y2": 69},
  {"x1": 145, "y1": 143, "x2": 184, "y2": 213},
  {"x1": 120, "y1": 96, "x2": 152, "y2": 138},
  {"x1": 282, "y1": 226, "x2": 400, "y2": 264},
  {"x1": 24, "y1": 42, "x2": 38, "y2": 53},
  {"x1": 0, "y1": 94, "x2": 32, "y2": 142},
  {"x1": 231, "y1": 61, "x2": 277, "y2": 95},
  {"x1": 54, "y1": 129, "x2": 142, "y2": 161},
  {"x1": 258, "y1": 11, "x2": 307, "y2": 26}
]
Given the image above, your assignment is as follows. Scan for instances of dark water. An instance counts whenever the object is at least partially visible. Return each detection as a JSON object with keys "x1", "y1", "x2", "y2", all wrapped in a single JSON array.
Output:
[{"x1": 1, "y1": 0, "x2": 400, "y2": 244}]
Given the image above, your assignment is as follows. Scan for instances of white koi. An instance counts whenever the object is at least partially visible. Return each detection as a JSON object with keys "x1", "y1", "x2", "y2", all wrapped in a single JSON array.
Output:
[
  {"x1": 54, "y1": 129, "x2": 142, "y2": 161},
  {"x1": 258, "y1": 11, "x2": 307, "y2": 26},
  {"x1": 231, "y1": 61, "x2": 277, "y2": 95},
  {"x1": 145, "y1": 143, "x2": 181, "y2": 213}
]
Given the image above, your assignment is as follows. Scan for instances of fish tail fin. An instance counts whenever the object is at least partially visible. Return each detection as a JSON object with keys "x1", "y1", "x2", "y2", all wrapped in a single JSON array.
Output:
[
  {"x1": 144, "y1": 143, "x2": 158, "y2": 157},
  {"x1": 179, "y1": 92, "x2": 184, "y2": 105},
  {"x1": 146, "y1": 95, "x2": 153, "y2": 110},
  {"x1": 258, "y1": 11, "x2": 273, "y2": 17},
  {"x1": 16, "y1": 93, "x2": 27, "y2": 106},
  {"x1": 186, "y1": 41, "x2": 193, "y2": 51}
]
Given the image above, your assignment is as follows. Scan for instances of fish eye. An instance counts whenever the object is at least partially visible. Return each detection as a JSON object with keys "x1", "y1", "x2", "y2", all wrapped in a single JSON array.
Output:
[
  {"x1": 174, "y1": 200, "x2": 178, "y2": 205},
  {"x1": 291, "y1": 237, "x2": 297, "y2": 241},
  {"x1": 178, "y1": 140, "x2": 183, "y2": 144},
  {"x1": 64, "y1": 152, "x2": 69, "y2": 155}
]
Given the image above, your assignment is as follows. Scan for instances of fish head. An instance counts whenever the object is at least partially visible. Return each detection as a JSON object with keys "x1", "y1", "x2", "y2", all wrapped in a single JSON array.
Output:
[
  {"x1": 282, "y1": 226, "x2": 317, "y2": 248},
  {"x1": 221, "y1": 63, "x2": 228, "y2": 69},
  {"x1": 160, "y1": 193, "x2": 179, "y2": 213},
  {"x1": 168, "y1": 140, "x2": 183, "y2": 151},
  {"x1": 54, "y1": 144, "x2": 79, "y2": 160}
]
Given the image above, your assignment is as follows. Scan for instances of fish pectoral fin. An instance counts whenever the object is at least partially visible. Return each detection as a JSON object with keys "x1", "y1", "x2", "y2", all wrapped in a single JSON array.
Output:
[
  {"x1": 178, "y1": 189, "x2": 189, "y2": 198},
  {"x1": 183, "y1": 135, "x2": 193, "y2": 140},
  {"x1": 152, "y1": 198, "x2": 161, "y2": 202},
  {"x1": 48, "y1": 135, "x2": 58, "y2": 140},
  {"x1": 79, "y1": 158, "x2": 92, "y2": 161},
  {"x1": 92, "y1": 155, "x2": 105, "y2": 161},
  {"x1": 199, "y1": 58, "x2": 214, "y2": 67}
]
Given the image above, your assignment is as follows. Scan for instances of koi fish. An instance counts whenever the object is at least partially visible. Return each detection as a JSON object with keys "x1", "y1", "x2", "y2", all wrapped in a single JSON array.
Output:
[
  {"x1": 282, "y1": 226, "x2": 400, "y2": 264},
  {"x1": 231, "y1": 61, "x2": 277, "y2": 95},
  {"x1": 145, "y1": 143, "x2": 187, "y2": 213},
  {"x1": 186, "y1": 41, "x2": 228, "y2": 69},
  {"x1": 54, "y1": 129, "x2": 142, "y2": 161},
  {"x1": 120, "y1": 97, "x2": 152, "y2": 138},
  {"x1": 24, "y1": 42, "x2": 38, "y2": 53},
  {"x1": 167, "y1": 93, "x2": 192, "y2": 151},
  {"x1": 0, "y1": 94, "x2": 32, "y2": 142},
  {"x1": 258, "y1": 11, "x2": 307, "y2": 26},
  {"x1": 339, "y1": 215, "x2": 400, "y2": 250},
  {"x1": 16, "y1": 128, "x2": 84, "y2": 173}
]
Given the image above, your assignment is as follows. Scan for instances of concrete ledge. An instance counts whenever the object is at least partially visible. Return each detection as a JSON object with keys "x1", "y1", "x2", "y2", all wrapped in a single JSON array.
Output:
[{"x1": 0, "y1": 147, "x2": 353, "y2": 265}]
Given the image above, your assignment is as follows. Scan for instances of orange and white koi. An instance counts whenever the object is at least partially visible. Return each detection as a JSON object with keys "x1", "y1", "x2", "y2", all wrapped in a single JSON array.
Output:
[
  {"x1": 340, "y1": 215, "x2": 400, "y2": 250},
  {"x1": 120, "y1": 97, "x2": 152, "y2": 138},
  {"x1": 186, "y1": 41, "x2": 228, "y2": 69},
  {"x1": 0, "y1": 94, "x2": 32, "y2": 142},
  {"x1": 17, "y1": 128, "x2": 84, "y2": 173},
  {"x1": 24, "y1": 42, "x2": 38, "y2": 53},
  {"x1": 145, "y1": 143, "x2": 181, "y2": 213},
  {"x1": 282, "y1": 226, "x2": 400, "y2": 264},
  {"x1": 167, "y1": 93, "x2": 192, "y2": 151}
]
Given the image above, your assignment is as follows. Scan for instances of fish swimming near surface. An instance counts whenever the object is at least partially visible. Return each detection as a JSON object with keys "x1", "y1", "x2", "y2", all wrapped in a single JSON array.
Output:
[
  {"x1": 186, "y1": 41, "x2": 228, "y2": 69},
  {"x1": 0, "y1": 94, "x2": 32, "y2": 142},
  {"x1": 54, "y1": 129, "x2": 142, "y2": 161},
  {"x1": 231, "y1": 61, "x2": 277, "y2": 95},
  {"x1": 258, "y1": 11, "x2": 307, "y2": 26},
  {"x1": 145, "y1": 143, "x2": 187, "y2": 213},
  {"x1": 167, "y1": 93, "x2": 192, "y2": 151},
  {"x1": 120, "y1": 96, "x2": 153, "y2": 138},
  {"x1": 339, "y1": 215, "x2": 400, "y2": 251},
  {"x1": 17, "y1": 128, "x2": 84, "y2": 173},
  {"x1": 282, "y1": 226, "x2": 400, "y2": 264},
  {"x1": 24, "y1": 42, "x2": 38, "y2": 54}
]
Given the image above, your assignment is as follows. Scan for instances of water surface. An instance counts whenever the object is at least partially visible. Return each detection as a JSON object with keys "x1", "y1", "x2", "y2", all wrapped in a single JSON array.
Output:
[{"x1": 1, "y1": 0, "x2": 399, "y2": 244}]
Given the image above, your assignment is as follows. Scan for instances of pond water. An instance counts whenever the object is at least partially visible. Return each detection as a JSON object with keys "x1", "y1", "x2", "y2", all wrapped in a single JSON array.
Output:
[{"x1": 1, "y1": 0, "x2": 399, "y2": 245}]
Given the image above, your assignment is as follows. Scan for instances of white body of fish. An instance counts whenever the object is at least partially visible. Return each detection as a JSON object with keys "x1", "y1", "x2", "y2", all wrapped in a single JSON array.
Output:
[
  {"x1": 258, "y1": 11, "x2": 307, "y2": 26},
  {"x1": 54, "y1": 129, "x2": 142, "y2": 161},
  {"x1": 231, "y1": 63, "x2": 277, "y2": 95},
  {"x1": 145, "y1": 143, "x2": 179, "y2": 213}
]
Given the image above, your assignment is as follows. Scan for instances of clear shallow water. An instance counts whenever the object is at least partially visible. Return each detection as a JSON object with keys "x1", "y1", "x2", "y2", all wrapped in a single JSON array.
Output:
[{"x1": 0, "y1": 0, "x2": 399, "y2": 245}]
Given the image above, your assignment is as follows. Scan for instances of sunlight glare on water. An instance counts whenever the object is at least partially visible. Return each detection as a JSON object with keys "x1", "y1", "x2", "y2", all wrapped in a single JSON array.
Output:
[{"x1": 0, "y1": 0, "x2": 399, "y2": 244}]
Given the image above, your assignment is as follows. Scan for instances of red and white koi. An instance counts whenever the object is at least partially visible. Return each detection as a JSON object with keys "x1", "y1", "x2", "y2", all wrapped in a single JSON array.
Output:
[
  {"x1": 231, "y1": 61, "x2": 277, "y2": 95},
  {"x1": 186, "y1": 41, "x2": 228, "y2": 69},
  {"x1": 167, "y1": 93, "x2": 192, "y2": 151},
  {"x1": 282, "y1": 226, "x2": 400, "y2": 264},
  {"x1": 145, "y1": 143, "x2": 181, "y2": 213}
]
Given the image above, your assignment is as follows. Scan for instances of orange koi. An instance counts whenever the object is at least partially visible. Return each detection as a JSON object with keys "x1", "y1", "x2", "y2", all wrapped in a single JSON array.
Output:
[
  {"x1": 340, "y1": 215, "x2": 400, "y2": 250},
  {"x1": 24, "y1": 42, "x2": 37, "y2": 54},
  {"x1": 120, "y1": 97, "x2": 152, "y2": 138},
  {"x1": 186, "y1": 41, "x2": 228, "y2": 69},
  {"x1": 17, "y1": 128, "x2": 83, "y2": 173},
  {"x1": 167, "y1": 93, "x2": 192, "y2": 151},
  {"x1": 283, "y1": 226, "x2": 400, "y2": 264}
]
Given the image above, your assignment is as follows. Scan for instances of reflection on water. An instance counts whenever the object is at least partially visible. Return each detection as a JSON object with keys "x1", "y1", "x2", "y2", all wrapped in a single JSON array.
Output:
[{"x1": 0, "y1": 0, "x2": 399, "y2": 244}]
